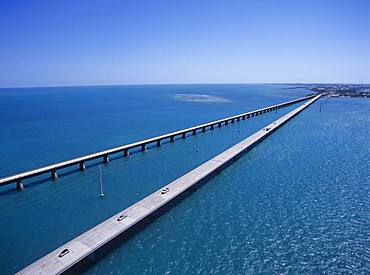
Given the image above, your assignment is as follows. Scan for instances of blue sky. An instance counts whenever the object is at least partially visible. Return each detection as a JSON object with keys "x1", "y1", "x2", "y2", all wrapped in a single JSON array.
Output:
[{"x1": 0, "y1": 0, "x2": 369, "y2": 87}]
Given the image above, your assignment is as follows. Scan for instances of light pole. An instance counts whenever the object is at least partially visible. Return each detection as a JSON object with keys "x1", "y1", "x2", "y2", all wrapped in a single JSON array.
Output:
[{"x1": 99, "y1": 165, "x2": 104, "y2": 198}]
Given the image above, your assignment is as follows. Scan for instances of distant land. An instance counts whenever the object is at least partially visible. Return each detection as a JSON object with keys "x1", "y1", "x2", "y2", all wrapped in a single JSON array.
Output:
[{"x1": 287, "y1": 83, "x2": 370, "y2": 98}]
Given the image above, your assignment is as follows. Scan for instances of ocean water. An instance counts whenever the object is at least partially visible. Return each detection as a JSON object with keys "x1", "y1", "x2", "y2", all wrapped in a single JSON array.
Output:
[
  {"x1": 0, "y1": 85, "x2": 368, "y2": 274},
  {"x1": 0, "y1": 84, "x2": 305, "y2": 177}
]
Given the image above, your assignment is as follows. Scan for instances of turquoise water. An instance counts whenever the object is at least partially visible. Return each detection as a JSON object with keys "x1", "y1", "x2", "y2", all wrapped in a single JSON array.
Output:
[
  {"x1": 0, "y1": 84, "x2": 304, "y2": 177},
  {"x1": 0, "y1": 85, "x2": 368, "y2": 274},
  {"x1": 83, "y1": 97, "x2": 370, "y2": 274}
]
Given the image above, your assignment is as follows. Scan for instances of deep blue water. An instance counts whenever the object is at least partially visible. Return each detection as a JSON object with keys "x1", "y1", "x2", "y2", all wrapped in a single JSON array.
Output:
[{"x1": 0, "y1": 85, "x2": 368, "y2": 274}]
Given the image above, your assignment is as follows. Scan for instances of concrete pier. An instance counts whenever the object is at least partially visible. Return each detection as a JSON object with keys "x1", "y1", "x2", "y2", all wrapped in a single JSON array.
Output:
[
  {"x1": 17, "y1": 95, "x2": 320, "y2": 275},
  {"x1": 103, "y1": 155, "x2": 109, "y2": 164},
  {"x1": 51, "y1": 170, "x2": 58, "y2": 180},
  {"x1": 16, "y1": 180, "x2": 24, "y2": 191},
  {"x1": 79, "y1": 162, "x2": 86, "y2": 171},
  {"x1": 0, "y1": 95, "x2": 316, "y2": 191},
  {"x1": 141, "y1": 144, "x2": 147, "y2": 151}
]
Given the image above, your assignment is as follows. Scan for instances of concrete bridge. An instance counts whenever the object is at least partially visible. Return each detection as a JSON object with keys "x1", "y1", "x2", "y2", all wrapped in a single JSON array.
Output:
[
  {"x1": 0, "y1": 95, "x2": 315, "y2": 191},
  {"x1": 17, "y1": 95, "x2": 321, "y2": 274}
]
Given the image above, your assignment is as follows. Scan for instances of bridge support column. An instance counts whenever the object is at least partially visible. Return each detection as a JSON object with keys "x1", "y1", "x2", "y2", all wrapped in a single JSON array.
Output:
[
  {"x1": 202, "y1": 127, "x2": 206, "y2": 132},
  {"x1": 218, "y1": 123, "x2": 221, "y2": 128},
  {"x1": 192, "y1": 130, "x2": 197, "y2": 135},
  {"x1": 157, "y1": 140, "x2": 161, "y2": 146},
  {"x1": 225, "y1": 120, "x2": 228, "y2": 125},
  {"x1": 231, "y1": 119, "x2": 235, "y2": 123},
  {"x1": 182, "y1": 133, "x2": 186, "y2": 139},
  {"x1": 123, "y1": 149, "x2": 129, "y2": 157},
  {"x1": 210, "y1": 125, "x2": 214, "y2": 130},
  {"x1": 16, "y1": 180, "x2": 24, "y2": 191},
  {"x1": 51, "y1": 170, "x2": 58, "y2": 180},
  {"x1": 170, "y1": 136, "x2": 175, "y2": 142},
  {"x1": 103, "y1": 155, "x2": 109, "y2": 163},
  {"x1": 141, "y1": 144, "x2": 147, "y2": 151},
  {"x1": 79, "y1": 162, "x2": 86, "y2": 171}
]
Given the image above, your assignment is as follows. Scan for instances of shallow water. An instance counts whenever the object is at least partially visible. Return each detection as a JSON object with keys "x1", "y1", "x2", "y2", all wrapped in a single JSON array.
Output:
[{"x1": 0, "y1": 85, "x2": 368, "y2": 274}]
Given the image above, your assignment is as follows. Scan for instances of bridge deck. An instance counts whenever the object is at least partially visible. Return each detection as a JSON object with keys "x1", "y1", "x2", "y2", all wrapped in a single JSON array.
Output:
[
  {"x1": 17, "y1": 95, "x2": 320, "y2": 274},
  {"x1": 0, "y1": 95, "x2": 315, "y2": 187}
]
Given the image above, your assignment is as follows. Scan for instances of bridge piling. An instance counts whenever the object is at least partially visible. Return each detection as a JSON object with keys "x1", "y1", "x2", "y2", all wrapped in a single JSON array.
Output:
[
  {"x1": 16, "y1": 180, "x2": 24, "y2": 191},
  {"x1": 0, "y1": 95, "x2": 316, "y2": 189},
  {"x1": 103, "y1": 155, "x2": 109, "y2": 164},
  {"x1": 18, "y1": 95, "x2": 321, "y2": 275},
  {"x1": 141, "y1": 144, "x2": 147, "y2": 151},
  {"x1": 51, "y1": 170, "x2": 58, "y2": 180},
  {"x1": 79, "y1": 162, "x2": 86, "y2": 171}
]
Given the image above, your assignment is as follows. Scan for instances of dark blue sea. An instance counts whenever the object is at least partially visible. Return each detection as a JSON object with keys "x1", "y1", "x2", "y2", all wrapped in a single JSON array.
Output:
[{"x1": 0, "y1": 84, "x2": 368, "y2": 274}]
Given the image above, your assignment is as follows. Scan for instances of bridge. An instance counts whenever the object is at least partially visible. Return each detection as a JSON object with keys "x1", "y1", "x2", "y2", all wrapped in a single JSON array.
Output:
[
  {"x1": 0, "y1": 95, "x2": 315, "y2": 191},
  {"x1": 17, "y1": 95, "x2": 321, "y2": 274}
]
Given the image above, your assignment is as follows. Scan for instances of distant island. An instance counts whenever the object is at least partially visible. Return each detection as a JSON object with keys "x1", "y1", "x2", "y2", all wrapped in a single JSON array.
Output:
[{"x1": 287, "y1": 84, "x2": 370, "y2": 98}]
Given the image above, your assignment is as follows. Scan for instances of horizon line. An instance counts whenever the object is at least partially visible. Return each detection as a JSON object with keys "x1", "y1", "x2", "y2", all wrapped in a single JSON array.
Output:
[{"x1": 0, "y1": 81, "x2": 368, "y2": 89}]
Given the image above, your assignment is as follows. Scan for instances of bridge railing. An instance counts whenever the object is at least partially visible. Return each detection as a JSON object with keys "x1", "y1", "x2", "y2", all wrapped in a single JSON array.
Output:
[{"x1": 0, "y1": 94, "x2": 316, "y2": 188}]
